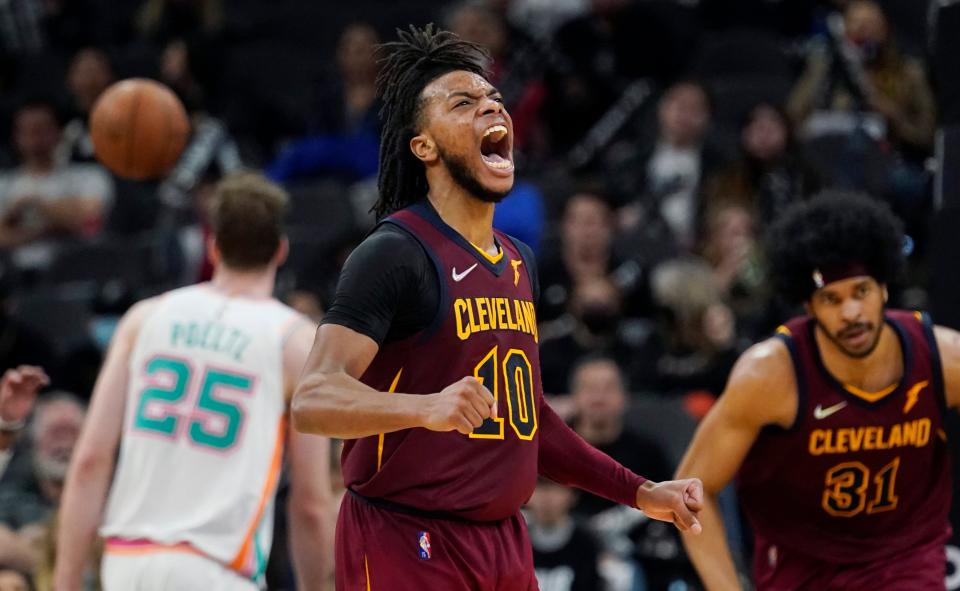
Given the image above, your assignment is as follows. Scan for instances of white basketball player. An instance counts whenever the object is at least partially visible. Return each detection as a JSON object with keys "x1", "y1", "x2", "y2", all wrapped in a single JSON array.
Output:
[{"x1": 53, "y1": 173, "x2": 331, "y2": 591}]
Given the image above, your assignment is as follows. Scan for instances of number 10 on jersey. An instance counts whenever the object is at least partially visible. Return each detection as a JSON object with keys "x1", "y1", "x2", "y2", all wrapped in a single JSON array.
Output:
[{"x1": 469, "y1": 346, "x2": 538, "y2": 441}]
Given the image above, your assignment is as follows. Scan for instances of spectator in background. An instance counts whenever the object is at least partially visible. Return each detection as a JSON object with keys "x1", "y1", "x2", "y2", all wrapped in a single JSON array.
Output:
[
  {"x1": 504, "y1": 0, "x2": 587, "y2": 40},
  {"x1": 539, "y1": 277, "x2": 644, "y2": 395},
  {"x1": 615, "y1": 81, "x2": 723, "y2": 251},
  {"x1": 0, "y1": 566, "x2": 32, "y2": 591},
  {"x1": 0, "y1": 101, "x2": 113, "y2": 248},
  {"x1": 0, "y1": 393, "x2": 84, "y2": 572},
  {"x1": 631, "y1": 258, "x2": 739, "y2": 397},
  {"x1": 698, "y1": 203, "x2": 771, "y2": 340},
  {"x1": 0, "y1": 0, "x2": 44, "y2": 52},
  {"x1": 544, "y1": 0, "x2": 695, "y2": 156},
  {"x1": 267, "y1": 23, "x2": 380, "y2": 184},
  {"x1": 57, "y1": 48, "x2": 115, "y2": 165},
  {"x1": 0, "y1": 267, "x2": 58, "y2": 384},
  {"x1": 526, "y1": 478, "x2": 602, "y2": 591},
  {"x1": 135, "y1": 0, "x2": 223, "y2": 44},
  {"x1": 0, "y1": 0, "x2": 103, "y2": 52},
  {"x1": 311, "y1": 23, "x2": 380, "y2": 137},
  {"x1": 157, "y1": 39, "x2": 241, "y2": 208},
  {"x1": 539, "y1": 190, "x2": 615, "y2": 320},
  {"x1": 703, "y1": 103, "x2": 821, "y2": 228},
  {"x1": 787, "y1": 0, "x2": 936, "y2": 157},
  {"x1": 447, "y1": 1, "x2": 547, "y2": 155},
  {"x1": 568, "y1": 356, "x2": 671, "y2": 517},
  {"x1": 0, "y1": 368, "x2": 90, "y2": 591}
]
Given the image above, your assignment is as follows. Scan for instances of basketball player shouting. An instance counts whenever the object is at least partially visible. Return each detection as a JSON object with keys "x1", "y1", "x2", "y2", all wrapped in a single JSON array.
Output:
[
  {"x1": 292, "y1": 25, "x2": 703, "y2": 590},
  {"x1": 54, "y1": 174, "x2": 332, "y2": 591},
  {"x1": 677, "y1": 193, "x2": 960, "y2": 590}
]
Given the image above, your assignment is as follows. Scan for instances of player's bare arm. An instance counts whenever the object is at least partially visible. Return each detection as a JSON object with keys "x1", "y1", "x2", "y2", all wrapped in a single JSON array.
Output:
[
  {"x1": 934, "y1": 325, "x2": 960, "y2": 409},
  {"x1": 53, "y1": 297, "x2": 158, "y2": 591},
  {"x1": 675, "y1": 337, "x2": 797, "y2": 591},
  {"x1": 292, "y1": 323, "x2": 497, "y2": 439},
  {"x1": 283, "y1": 319, "x2": 334, "y2": 590}
]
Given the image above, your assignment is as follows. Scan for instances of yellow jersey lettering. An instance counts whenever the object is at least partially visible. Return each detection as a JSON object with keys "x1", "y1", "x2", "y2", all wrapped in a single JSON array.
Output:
[
  {"x1": 496, "y1": 298, "x2": 509, "y2": 330},
  {"x1": 848, "y1": 427, "x2": 864, "y2": 452},
  {"x1": 835, "y1": 429, "x2": 849, "y2": 453},
  {"x1": 916, "y1": 418, "x2": 930, "y2": 446},
  {"x1": 525, "y1": 301, "x2": 539, "y2": 342},
  {"x1": 810, "y1": 430, "x2": 825, "y2": 455},
  {"x1": 902, "y1": 421, "x2": 917, "y2": 446},
  {"x1": 821, "y1": 429, "x2": 835, "y2": 454},
  {"x1": 887, "y1": 423, "x2": 902, "y2": 448},
  {"x1": 466, "y1": 298, "x2": 480, "y2": 335},
  {"x1": 504, "y1": 298, "x2": 518, "y2": 330},
  {"x1": 808, "y1": 419, "x2": 934, "y2": 456},
  {"x1": 451, "y1": 298, "x2": 538, "y2": 341},
  {"x1": 455, "y1": 299, "x2": 470, "y2": 341},
  {"x1": 476, "y1": 298, "x2": 490, "y2": 331},
  {"x1": 513, "y1": 300, "x2": 528, "y2": 333}
]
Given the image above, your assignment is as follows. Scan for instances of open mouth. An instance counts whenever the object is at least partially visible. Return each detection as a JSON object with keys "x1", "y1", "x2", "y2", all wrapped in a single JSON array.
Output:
[
  {"x1": 480, "y1": 124, "x2": 513, "y2": 172},
  {"x1": 840, "y1": 326, "x2": 870, "y2": 347}
]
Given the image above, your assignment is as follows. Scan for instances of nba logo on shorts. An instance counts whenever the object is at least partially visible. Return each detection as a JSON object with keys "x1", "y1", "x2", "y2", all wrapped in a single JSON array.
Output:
[{"x1": 418, "y1": 531, "x2": 432, "y2": 560}]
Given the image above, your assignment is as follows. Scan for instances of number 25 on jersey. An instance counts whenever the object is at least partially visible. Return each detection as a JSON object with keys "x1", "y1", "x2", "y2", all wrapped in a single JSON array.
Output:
[{"x1": 133, "y1": 355, "x2": 254, "y2": 452}]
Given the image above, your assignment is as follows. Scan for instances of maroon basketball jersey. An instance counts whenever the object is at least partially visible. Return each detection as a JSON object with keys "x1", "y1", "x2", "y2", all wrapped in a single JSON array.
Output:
[
  {"x1": 341, "y1": 203, "x2": 543, "y2": 522},
  {"x1": 738, "y1": 310, "x2": 953, "y2": 570}
]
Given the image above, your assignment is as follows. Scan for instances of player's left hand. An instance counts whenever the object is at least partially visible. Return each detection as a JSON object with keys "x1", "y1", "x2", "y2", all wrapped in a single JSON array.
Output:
[
  {"x1": 0, "y1": 365, "x2": 50, "y2": 425},
  {"x1": 635, "y1": 478, "x2": 704, "y2": 535}
]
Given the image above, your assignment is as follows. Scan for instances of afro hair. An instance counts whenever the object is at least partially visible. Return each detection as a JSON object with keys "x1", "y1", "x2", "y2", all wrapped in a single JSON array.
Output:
[{"x1": 767, "y1": 191, "x2": 905, "y2": 305}]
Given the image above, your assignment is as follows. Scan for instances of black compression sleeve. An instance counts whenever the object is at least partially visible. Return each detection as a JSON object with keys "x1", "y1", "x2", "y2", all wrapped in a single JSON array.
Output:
[{"x1": 321, "y1": 224, "x2": 440, "y2": 345}]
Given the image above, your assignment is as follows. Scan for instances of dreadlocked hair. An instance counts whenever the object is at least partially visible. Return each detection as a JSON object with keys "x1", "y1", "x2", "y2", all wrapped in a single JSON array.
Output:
[
  {"x1": 373, "y1": 23, "x2": 491, "y2": 219},
  {"x1": 767, "y1": 191, "x2": 905, "y2": 305}
]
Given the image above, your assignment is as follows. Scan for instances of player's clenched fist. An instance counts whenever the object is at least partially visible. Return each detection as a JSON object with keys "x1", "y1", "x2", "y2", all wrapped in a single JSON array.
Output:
[
  {"x1": 636, "y1": 478, "x2": 705, "y2": 535},
  {"x1": 419, "y1": 376, "x2": 498, "y2": 434}
]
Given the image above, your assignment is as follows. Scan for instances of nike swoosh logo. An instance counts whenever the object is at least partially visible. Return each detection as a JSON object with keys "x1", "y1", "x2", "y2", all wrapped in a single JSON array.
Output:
[
  {"x1": 452, "y1": 263, "x2": 479, "y2": 282},
  {"x1": 813, "y1": 401, "x2": 848, "y2": 420}
]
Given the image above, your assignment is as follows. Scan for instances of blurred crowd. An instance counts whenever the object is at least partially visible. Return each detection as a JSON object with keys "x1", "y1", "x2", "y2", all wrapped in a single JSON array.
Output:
[{"x1": 0, "y1": 0, "x2": 946, "y2": 589}]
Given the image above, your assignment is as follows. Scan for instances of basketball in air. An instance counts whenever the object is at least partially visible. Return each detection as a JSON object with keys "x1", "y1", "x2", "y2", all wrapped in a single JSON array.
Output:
[{"x1": 89, "y1": 78, "x2": 190, "y2": 180}]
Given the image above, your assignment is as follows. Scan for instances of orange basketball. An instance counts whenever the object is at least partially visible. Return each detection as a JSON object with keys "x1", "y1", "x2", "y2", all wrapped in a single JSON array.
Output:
[{"x1": 89, "y1": 78, "x2": 190, "y2": 180}]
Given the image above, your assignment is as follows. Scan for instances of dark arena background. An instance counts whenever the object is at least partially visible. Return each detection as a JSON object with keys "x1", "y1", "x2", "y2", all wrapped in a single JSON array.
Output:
[{"x1": 1, "y1": 0, "x2": 959, "y2": 589}]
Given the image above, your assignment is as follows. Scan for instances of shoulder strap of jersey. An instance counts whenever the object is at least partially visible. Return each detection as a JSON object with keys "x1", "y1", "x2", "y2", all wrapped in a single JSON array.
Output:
[
  {"x1": 912, "y1": 310, "x2": 948, "y2": 415},
  {"x1": 496, "y1": 231, "x2": 538, "y2": 299},
  {"x1": 772, "y1": 319, "x2": 809, "y2": 433}
]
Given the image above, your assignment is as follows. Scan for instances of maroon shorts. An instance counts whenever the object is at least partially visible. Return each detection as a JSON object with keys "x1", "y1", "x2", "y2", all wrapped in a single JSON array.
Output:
[
  {"x1": 336, "y1": 491, "x2": 539, "y2": 591},
  {"x1": 753, "y1": 534, "x2": 947, "y2": 590}
]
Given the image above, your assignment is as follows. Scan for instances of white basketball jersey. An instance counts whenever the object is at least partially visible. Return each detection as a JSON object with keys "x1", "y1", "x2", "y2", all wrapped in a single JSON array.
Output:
[{"x1": 101, "y1": 284, "x2": 302, "y2": 580}]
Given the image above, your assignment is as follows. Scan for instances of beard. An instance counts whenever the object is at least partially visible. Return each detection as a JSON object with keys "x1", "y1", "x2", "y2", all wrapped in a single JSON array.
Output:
[
  {"x1": 438, "y1": 146, "x2": 510, "y2": 204},
  {"x1": 34, "y1": 452, "x2": 71, "y2": 483},
  {"x1": 818, "y1": 318, "x2": 883, "y2": 359}
]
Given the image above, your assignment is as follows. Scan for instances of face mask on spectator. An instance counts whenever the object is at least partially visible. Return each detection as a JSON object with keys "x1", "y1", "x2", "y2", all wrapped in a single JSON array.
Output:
[
  {"x1": 581, "y1": 306, "x2": 618, "y2": 335},
  {"x1": 856, "y1": 40, "x2": 882, "y2": 63}
]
